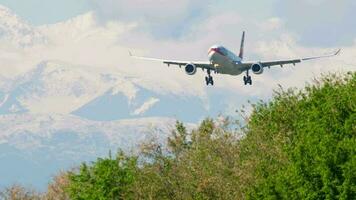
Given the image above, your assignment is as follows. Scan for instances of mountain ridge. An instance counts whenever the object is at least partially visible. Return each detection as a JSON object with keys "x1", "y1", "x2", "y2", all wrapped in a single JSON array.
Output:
[{"x1": 0, "y1": 112, "x2": 183, "y2": 189}]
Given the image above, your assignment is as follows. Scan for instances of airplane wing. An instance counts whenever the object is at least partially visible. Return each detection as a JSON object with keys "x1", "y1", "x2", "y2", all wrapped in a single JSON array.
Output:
[
  {"x1": 243, "y1": 49, "x2": 341, "y2": 69},
  {"x1": 129, "y1": 52, "x2": 214, "y2": 70}
]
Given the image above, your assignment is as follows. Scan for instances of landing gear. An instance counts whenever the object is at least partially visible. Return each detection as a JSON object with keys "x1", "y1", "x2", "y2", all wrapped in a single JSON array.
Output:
[
  {"x1": 243, "y1": 70, "x2": 252, "y2": 85},
  {"x1": 205, "y1": 69, "x2": 214, "y2": 86},
  {"x1": 243, "y1": 76, "x2": 252, "y2": 85},
  {"x1": 205, "y1": 76, "x2": 214, "y2": 85}
]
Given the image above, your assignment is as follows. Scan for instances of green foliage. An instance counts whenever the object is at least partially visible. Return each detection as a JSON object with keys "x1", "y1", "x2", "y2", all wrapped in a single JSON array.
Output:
[
  {"x1": 245, "y1": 72, "x2": 356, "y2": 199},
  {"x1": 65, "y1": 151, "x2": 137, "y2": 200}
]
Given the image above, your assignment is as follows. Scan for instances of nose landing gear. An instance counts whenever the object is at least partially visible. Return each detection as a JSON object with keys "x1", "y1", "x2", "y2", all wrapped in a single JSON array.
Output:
[
  {"x1": 205, "y1": 69, "x2": 214, "y2": 86},
  {"x1": 243, "y1": 70, "x2": 252, "y2": 85}
]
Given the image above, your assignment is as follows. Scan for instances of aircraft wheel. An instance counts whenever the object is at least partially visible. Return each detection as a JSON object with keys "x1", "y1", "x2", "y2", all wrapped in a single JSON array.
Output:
[
  {"x1": 205, "y1": 76, "x2": 210, "y2": 85},
  {"x1": 248, "y1": 76, "x2": 252, "y2": 85},
  {"x1": 209, "y1": 76, "x2": 214, "y2": 85},
  {"x1": 243, "y1": 76, "x2": 248, "y2": 85},
  {"x1": 205, "y1": 76, "x2": 214, "y2": 85},
  {"x1": 244, "y1": 76, "x2": 252, "y2": 85}
]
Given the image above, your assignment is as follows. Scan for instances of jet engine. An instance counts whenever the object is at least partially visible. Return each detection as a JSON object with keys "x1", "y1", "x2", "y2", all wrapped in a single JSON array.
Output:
[
  {"x1": 251, "y1": 63, "x2": 264, "y2": 75},
  {"x1": 185, "y1": 63, "x2": 197, "y2": 75}
]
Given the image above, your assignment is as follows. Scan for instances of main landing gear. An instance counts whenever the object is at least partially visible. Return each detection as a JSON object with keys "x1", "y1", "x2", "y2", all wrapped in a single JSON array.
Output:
[
  {"x1": 243, "y1": 70, "x2": 252, "y2": 85},
  {"x1": 205, "y1": 69, "x2": 214, "y2": 86}
]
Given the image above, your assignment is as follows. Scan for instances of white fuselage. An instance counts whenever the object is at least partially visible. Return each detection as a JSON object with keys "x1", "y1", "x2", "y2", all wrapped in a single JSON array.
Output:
[{"x1": 208, "y1": 45, "x2": 244, "y2": 75}]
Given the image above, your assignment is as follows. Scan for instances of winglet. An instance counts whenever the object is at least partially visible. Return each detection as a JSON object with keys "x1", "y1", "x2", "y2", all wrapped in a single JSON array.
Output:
[
  {"x1": 334, "y1": 49, "x2": 341, "y2": 56},
  {"x1": 128, "y1": 51, "x2": 133, "y2": 57}
]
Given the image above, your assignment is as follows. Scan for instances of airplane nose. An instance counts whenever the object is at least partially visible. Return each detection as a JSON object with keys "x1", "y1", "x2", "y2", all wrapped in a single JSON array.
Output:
[
  {"x1": 208, "y1": 47, "x2": 221, "y2": 62},
  {"x1": 208, "y1": 48, "x2": 216, "y2": 56},
  {"x1": 208, "y1": 50, "x2": 215, "y2": 61}
]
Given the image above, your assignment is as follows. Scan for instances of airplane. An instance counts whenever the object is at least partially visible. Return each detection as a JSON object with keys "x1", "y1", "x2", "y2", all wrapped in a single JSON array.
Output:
[{"x1": 130, "y1": 32, "x2": 341, "y2": 86}]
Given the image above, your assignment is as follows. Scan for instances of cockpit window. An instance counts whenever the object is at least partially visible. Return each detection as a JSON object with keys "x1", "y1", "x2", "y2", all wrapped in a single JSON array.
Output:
[
  {"x1": 208, "y1": 45, "x2": 228, "y2": 56},
  {"x1": 219, "y1": 47, "x2": 228, "y2": 56}
]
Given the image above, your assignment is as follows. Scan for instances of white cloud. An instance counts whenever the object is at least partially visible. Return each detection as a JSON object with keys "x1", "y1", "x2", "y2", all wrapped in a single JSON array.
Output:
[
  {"x1": 258, "y1": 17, "x2": 283, "y2": 31},
  {"x1": 89, "y1": 0, "x2": 213, "y2": 39}
]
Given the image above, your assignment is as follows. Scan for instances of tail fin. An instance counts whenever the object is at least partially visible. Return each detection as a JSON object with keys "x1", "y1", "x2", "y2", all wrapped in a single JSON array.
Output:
[{"x1": 239, "y1": 31, "x2": 245, "y2": 59}]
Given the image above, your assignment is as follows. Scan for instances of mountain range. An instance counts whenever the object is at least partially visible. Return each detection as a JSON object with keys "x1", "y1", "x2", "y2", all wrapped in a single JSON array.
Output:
[{"x1": 0, "y1": 5, "x2": 239, "y2": 190}]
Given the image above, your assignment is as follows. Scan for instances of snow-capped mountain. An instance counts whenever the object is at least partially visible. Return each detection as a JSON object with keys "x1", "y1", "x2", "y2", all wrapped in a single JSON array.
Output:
[
  {"x1": 0, "y1": 5, "x2": 237, "y2": 190},
  {"x1": 0, "y1": 61, "x2": 208, "y2": 188},
  {"x1": 0, "y1": 5, "x2": 207, "y2": 190},
  {"x1": 0, "y1": 60, "x2": 210, "y2": 120},
  {"x1": 0, "y1": 5, "x2": 46, "y2": 47},
  {"x1": 0, "y1": 60, "x2": 212, "y2": 190},
  {"x1": 6, "y1": 60, "x2": 132, "y2": 114},
  {"x1": 0, "y1": 113, "x2": 181, "y2": 189}
]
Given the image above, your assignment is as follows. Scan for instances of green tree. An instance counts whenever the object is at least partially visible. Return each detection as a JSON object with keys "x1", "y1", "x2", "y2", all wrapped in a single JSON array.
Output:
[
  {"x1": 245, "y1": 72, "x2": 356, "y2": 199},
  {"x1": 65, "y1": 151, "x2": 137, "y2": 200}
]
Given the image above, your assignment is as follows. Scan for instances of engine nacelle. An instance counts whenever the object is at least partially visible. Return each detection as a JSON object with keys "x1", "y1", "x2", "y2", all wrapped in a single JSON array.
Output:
[
  {"x1": 251, "y1": 63, "x2": 264, "y2": 75},
  {"x1": 185, "y1": 63, "x2": 197, "y2": 75}
]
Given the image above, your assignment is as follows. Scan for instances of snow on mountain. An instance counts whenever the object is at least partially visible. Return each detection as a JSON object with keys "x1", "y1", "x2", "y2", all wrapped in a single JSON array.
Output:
[
  {"x1": 0, "y1": 5, "x2": 208, "y2": 117},
  {"x1": 0, "y1": 59, "x2": 212, "y2": 121},
  {"x1": 72, "y1": 83, "x2": 210, "y2": 122},
  {"x1": 0, "y1": 5, "x2": 46, "y2": 47},
  {"x1": 0, "y1": 60, "x2": 141, "y2": 115},
  {"x1": 133, "y1": 97, "x2": 160, "y2": 115},
  {"x1": 0, "y1": 113, "x2": 180, "y2": 189},
  {"x1": 0, "y1": 113, "x2": 176, "y2": 150},
  {"x1": 14, "y1": 61, "x2": 121, "y2": 114}
]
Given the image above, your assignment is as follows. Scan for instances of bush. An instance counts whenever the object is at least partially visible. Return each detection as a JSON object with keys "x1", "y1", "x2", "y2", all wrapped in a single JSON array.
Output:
[
  {"x1": 0, "y1": 185, "x2": 43, "y2": 200},
  {"x1": 132, "y1": 119, "x2": 243, "y2": 199}
]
